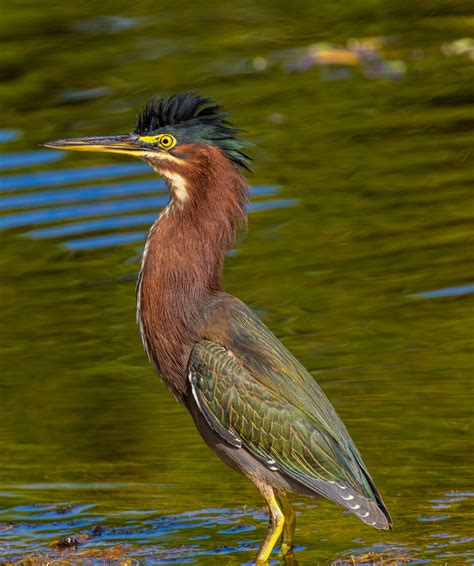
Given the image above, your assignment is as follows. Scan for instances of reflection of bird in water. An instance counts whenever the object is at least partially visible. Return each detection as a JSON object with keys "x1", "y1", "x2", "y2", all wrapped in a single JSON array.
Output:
[{"x1": 45, "y1": 93, "x2": 391, "y2": 564}]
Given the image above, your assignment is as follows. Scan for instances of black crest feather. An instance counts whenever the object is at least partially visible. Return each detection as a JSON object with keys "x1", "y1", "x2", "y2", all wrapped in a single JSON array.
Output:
[{"x1": 135, "y1": 92, "x2": 252, "y2": 171}]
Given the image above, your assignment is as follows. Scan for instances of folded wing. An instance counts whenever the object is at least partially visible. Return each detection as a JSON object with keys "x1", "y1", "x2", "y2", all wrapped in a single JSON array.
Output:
[{"x1": 188, "y1": 331, "x2": 391, "y2": 529}]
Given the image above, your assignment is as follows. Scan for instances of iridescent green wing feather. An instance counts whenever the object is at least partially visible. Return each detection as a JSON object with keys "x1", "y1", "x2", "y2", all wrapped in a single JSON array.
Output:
[{"x1": 190, "y1": 299, "x2": 391, "y2": 528}]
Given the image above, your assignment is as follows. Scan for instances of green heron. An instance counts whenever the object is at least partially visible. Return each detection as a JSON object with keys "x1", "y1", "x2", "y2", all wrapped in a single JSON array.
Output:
[{"x1": 45, "y1": 93, "x2": 391, "y2": 564}]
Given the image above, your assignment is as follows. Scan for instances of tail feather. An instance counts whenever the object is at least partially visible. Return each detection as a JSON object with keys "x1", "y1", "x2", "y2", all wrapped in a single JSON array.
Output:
[
  {"x1": 287, "y1": 472, "x2": 392, "y2": 529},
  {"x1": 317, "y1": 478, "x2": 391, "y2": 529}
]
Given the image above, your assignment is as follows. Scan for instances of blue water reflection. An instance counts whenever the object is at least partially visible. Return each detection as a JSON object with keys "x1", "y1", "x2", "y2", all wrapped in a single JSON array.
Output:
[
  {"x1": 0, "y1": 182, "x2": 278, "y2": 211},
  {"x1": 411, "y1": 284, "x2": 474, "y2": 299},
  {"x1": 29, "y1": 213, "x2": 159, "y2": 238},
  {"x1": 0, "y1": 179, "x2": 166, "y2": 209},
  {"x1": 0, "y1": 195, "x2": 171, "y2": 229},
  {"x1": 0, "y1": 129, "x2": 20, "y2": 143},
  {"x1": 0, "y1": 150, "x2": 65, "y2": 171},
  {"x1": 55, "y1": 199, "x2": 296, "y2": 250},
  {"x1": 66, "y1": 231, "x2": 148, "y2": 250},
  {"x1": 1, "y1": 163, "x2": 149, "y2": 191},
  {"x1": 0, "y1": 142, "x2": 296, "y2": 251}
]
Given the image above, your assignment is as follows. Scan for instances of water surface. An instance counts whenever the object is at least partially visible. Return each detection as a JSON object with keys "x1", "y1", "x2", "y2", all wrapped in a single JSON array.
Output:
[{"x1": 0, "y1": 1, "x2": 472, "y2": 564}]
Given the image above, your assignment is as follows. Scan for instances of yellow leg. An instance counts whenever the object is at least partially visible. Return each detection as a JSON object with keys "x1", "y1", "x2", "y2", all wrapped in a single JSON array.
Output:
[
  {"x1": 254, "y1": 483, "x2": 285, "y2": 564},
  {"x1": 278, "y1": 495, "x2": 296, "y2": 556}
]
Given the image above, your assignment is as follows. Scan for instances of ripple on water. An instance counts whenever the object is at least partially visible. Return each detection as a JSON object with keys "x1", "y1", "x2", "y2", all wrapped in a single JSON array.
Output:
[
  {"x1": 5, "y1": 493, "x2": 471, "y2": 565},
  {"x1": 0, "y1": 163, "x2": 149, "y2": 191},
  {"x1": 411, "y1": 283, "x2": 474, "y2": 299},
  {"x1": 0, "y1": 499, "x2": 267, "y2": 563},
  {"x1": 0, "y1": 129, "x2": 20, "y2": 143},
  {"x1": 0, "y1": 150, "x2": 65, "y2": 171},
  {"x1": 0, "y1": 143, "x2": 296, "y2": 251}
]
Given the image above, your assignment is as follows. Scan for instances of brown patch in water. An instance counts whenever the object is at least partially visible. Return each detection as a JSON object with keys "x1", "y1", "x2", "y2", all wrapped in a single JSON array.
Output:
[
  {"x1": 333, "y1": 551, "x2": 413, "y2": 565},
  {"x1": 12, "y1": 545, "x2": 139, "y2": 565}
]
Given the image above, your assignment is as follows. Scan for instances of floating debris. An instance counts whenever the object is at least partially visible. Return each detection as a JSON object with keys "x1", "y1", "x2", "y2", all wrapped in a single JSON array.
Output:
[
  {"x1": 332, "y1": 551, "x2": 413, "y2": 565},
  {"x1": 441, "y1": 38, "x2": 474, "y2": 59},
  {"x1": 50, "y1": 536, "x2": 80, "y2": 550},
  {"x1": 283, "y1": 43, "x2": 361, "y2": 73},
  {"x1": 221, "y1": 36, "x2": 407, "y2": 80},
  {"x1": 50, "y1": 533, "x2": 90, "y2": 551},
  {"x1": 281, "y1": 37, "x2": 406, "y2": 80}
]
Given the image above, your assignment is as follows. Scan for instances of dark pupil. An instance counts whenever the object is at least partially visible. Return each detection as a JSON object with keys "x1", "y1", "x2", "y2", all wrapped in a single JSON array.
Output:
[{"x1": 162, "y1": 137, "x2": 171, "y2": 146}]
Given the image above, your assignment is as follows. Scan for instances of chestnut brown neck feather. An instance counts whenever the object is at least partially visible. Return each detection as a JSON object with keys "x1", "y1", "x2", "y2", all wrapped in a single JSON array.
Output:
[{"x1": 137, "y1": 145, "x2": 249, "y2": 398}]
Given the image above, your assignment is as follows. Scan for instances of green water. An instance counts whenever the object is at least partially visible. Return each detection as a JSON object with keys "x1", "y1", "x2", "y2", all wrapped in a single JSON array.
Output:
[{"x1": 0, "y1": 1, "x2": 473, "y2": 564}]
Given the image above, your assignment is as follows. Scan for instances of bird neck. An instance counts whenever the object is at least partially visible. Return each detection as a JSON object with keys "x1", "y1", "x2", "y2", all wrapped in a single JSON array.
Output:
[{"x1": 137, "y1": 146, "x2": 249, "y2": 397}]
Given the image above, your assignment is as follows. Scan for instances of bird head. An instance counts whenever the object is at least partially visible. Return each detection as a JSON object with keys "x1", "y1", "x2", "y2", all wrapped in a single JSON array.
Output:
[{"x1": 45, "y1": 93, "x2": 252, "y2": 191}]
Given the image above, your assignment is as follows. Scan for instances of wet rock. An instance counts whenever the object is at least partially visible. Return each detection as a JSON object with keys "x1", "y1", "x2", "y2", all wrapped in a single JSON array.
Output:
[{"x1": 50, "y1": 536, "x2": 79, "y2": 550}]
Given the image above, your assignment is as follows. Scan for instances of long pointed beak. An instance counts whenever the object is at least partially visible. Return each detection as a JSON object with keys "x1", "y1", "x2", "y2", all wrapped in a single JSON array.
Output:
[{"x1": 43, "y1": 134, "x2": 149, "y2": 157}]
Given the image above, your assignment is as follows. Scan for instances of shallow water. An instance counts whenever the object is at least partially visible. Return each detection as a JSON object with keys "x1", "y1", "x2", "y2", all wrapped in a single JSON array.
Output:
[{"x1": 0, "y1": 1, "x2": 473, "y2": 564}]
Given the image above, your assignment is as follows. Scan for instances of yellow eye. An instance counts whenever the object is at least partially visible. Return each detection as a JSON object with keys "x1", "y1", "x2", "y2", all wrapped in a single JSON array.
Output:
[{"x1": 158, "y1": 134, "x2": 176, "y2": 150}]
